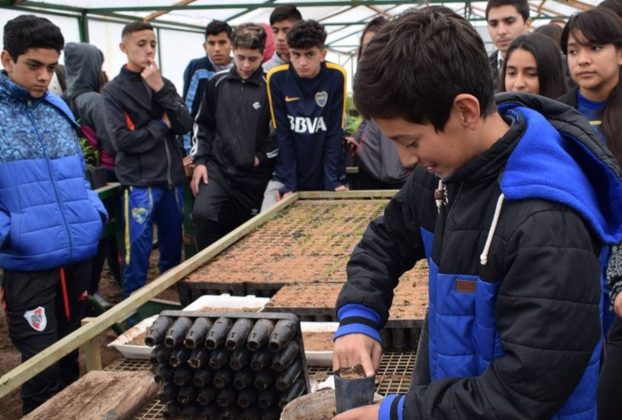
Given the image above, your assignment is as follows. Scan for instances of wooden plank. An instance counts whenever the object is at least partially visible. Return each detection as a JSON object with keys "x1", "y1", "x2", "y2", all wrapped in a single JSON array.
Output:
[
  {"x1": 80, "y1": 318, "x2": 102, "y2": 372},
  {"x1": 94, "y1": 182, "x2": 121, "y2": 198},
  {"x1": 0, "y1": 192, "x2": 299, "y2": 398},
  {"x1": 23, "y1": 370, "x2": 159, "y2": 420}
]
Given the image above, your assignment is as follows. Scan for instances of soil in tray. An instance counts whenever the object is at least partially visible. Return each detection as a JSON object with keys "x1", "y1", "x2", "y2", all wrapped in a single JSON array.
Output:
[
  {"x1": 185, "y1": 200, "x2": 387, "y2": 285},
  {"x1": 303, "y1": 331, "x2": 334, "y2": 352},
  {"x1": 266, "y1": 261, "x2": 429, "y2": 321},
  {"x1": 190, "y1": 306, "x2": 261, "y2": 313},
  {"x1": 266, "y1": 283, "x2": 344, "y2": 310}
]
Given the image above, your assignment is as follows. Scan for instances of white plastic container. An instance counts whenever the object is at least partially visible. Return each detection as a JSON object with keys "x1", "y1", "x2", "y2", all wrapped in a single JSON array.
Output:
[
  {"x1": 108, "y1": 294, "x2": 270, "y2": 359},
  {"x1": 301, "y1": 322, "x2": 339, "y2": 367}
]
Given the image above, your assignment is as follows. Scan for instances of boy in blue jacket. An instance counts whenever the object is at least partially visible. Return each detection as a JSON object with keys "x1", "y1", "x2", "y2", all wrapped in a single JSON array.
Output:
[
  {"x1": 0, "y1": 15, "x2": 107, "y2": 414},
  {"x1": 261, "y1": 20, "x2": 347, "y2": 211},
  {"x1": 333, "y1": 7, "x2": 622, "y2": 420}
]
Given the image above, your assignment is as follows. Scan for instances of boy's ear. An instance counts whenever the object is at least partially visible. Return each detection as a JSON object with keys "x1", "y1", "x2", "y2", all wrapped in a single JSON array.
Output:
[
  {"x1": 321, "y1": 48, "x2": 327, "y2": 61},
  {"x1": 1, "y1": 50, "x2": 14, "y2": 72},
  {"x1": 119, "y1": 41, "x2": 127, "y2": 54},
  {"x1": 453, "y1": 93, "x2": 480, "y2": 130}
]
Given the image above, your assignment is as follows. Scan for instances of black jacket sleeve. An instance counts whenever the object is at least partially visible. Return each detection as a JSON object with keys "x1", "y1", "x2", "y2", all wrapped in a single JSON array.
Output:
[
  {"x1": 322, "y1": 72, "x2": 346, "y2": 190},
  {"x1": 154, "y1": 79, "x2": 193, "y2": 135},
  {"x1": 336, "y1": 173, "x2": 431, "y2": 328},
  {"x1": 192, "y1": 78, "x2": 217, "y2": 166},
  {"x1": 102, "y1": 87, "x2": 168, "y2": 154},
  {"x1": 402, "y1": 206, "x2": 601, "y2": 420}
]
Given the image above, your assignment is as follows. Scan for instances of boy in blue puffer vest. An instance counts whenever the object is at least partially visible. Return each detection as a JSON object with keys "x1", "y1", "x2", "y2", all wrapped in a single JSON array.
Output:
[
  {"x1": 333, "y1": 7, "x2": 622, "y2": 420},
  {"x1": 0, "y1": 15, "x2": 107, "y2": 414}
]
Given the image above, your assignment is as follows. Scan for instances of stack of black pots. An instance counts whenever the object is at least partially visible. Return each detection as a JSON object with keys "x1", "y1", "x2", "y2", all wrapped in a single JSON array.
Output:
[{"x1": 145, "y1": 311, "x2": 310, "y2": 419}]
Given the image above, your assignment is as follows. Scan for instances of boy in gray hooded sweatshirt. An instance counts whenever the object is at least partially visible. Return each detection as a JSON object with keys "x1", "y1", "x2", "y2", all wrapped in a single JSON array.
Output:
[{"x1": 64, "y1": 42, "x2": 121, "y2": 305}]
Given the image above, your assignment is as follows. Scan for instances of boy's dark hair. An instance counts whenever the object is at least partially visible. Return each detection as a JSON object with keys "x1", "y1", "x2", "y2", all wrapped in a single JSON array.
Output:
[
  {"x1": 269, "y1": 5, "x2": 303, "y2": 25},
  {"x1": 485, "y1": 0, "x2": 530, "y2": 21},
  {"x1": 533, "y1": 23, "x2": 563, "y2": 47},
  {"x1": 3, "y1": 15, "x2": 64, "y2": 61},
  {"x1": 354, "y1": 6, "x2": 495, "y2": 131},
  {"x1": 562, "y1": 7, "x2": 622, "y2": 166},
  {"x1": 232, "y1": 23, "x2": 266, "y2": 52},
  {"x1": 599, "y1": 0, "x2": 622, "y2": 18},
  {"x1": 357, "y1": 16, "x2": 388, "y2": 60},
  {"x1": 121, "y1": 21, "x2": 153, "y2": 38},
  {"x1": 499, "y1": 33, "x2": 567, "y2": 99},
  {"x1": 287, "y1": 20, "x2": 327, "y2": 50},
  {"x1": 205, "y1": 20, "x2": 233, "y2": 40}
]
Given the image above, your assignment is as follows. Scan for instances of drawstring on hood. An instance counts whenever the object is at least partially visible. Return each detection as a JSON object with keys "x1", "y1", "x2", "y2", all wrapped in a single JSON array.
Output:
[{"x1": 480, "y1": 193, "x2": 505, "y2": 266}]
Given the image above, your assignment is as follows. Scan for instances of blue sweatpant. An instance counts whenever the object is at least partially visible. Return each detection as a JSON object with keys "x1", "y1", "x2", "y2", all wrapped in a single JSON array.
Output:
[{"x1": 123, "y1": 185, "x2": 183, "y2": 296}]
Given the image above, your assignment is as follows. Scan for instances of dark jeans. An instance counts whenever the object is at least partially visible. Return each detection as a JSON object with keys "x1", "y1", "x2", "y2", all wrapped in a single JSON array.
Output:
[
  {"x1": 192, "y1": 165, "x2": 268, "y2": 251},
  {"x1": 598, "y1": 316, "x2": 622, "y2": 420},
  {"x1": 3, "y1": 260, "x2": 91, "y2": 414}
]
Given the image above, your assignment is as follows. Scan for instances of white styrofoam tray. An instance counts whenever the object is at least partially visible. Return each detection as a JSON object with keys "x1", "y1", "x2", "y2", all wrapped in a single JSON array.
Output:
[
  {"x1": 108, "y1": 294, "x2": 269, "y2": 359},
  {"x1": 301, "y1": 322, "x2": 338, "y2": 367},
  {"x1": 107, "y1": 315, "x2": 158, "y2": 360}
]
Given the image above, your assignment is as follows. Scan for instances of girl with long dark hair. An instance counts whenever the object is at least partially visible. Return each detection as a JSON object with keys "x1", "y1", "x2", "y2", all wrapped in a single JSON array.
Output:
[
  {"x1": 558, "y1": 8, "x2": 622, "y2": 420},
  {"x1": 499, "y1": 32, "x2": 567, "y2": 98}
]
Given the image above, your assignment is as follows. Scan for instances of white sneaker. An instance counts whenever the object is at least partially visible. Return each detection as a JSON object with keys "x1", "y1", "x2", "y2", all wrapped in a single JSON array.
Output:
[{"x1": 93, "y1": 292, "x2": 113, "y2": 309}]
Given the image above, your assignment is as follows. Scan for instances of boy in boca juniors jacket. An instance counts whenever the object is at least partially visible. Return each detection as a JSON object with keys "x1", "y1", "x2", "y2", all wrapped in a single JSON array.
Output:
[
  {"x1": 260, "y1": 19, "x2": 348, "y2": 211},
  {"x1": 333, "y1": 7, "x2": 622, "y2": 420}
]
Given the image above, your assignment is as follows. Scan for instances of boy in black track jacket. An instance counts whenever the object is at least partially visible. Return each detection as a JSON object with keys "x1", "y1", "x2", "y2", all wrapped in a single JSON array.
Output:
[
  {"x1": 102, "y1": 22, "x2": 192, "y2": 296},
  {"x1": 333, "y1": 7, "x2": 622, "y2": 420},
  {"x1": 191, "y1": 24, "x2": 272, "y2": 250},
  {"x1": 260, "y1": 20, "x2": 347, "y2": 211}
]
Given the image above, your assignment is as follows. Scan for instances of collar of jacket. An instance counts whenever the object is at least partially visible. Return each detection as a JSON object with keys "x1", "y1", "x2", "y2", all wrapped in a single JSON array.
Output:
[
  {"x1": 119, "y1": 65, "x2": 144, "y2": 80},
  {"x1": 0, "y1": 70, "x2": 43, "y2": 103},
  {"x1": 444, "y1": 111, "x2": 525, "y2": 185},
  {"x1": 228, "y1": 65, "x2": 264, "y2": 85},
  {"x1": 0, "y1": 71, "x2": 78, "y2": 126}
]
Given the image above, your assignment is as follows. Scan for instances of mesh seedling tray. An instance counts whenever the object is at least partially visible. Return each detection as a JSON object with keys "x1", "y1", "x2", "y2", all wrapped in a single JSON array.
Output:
[
  {"x1": 146, "y1": 310, "x2": 310, "y2": 419},
  {"x1": 127, "y1": 351, "x2": 417, "y2": 419}
]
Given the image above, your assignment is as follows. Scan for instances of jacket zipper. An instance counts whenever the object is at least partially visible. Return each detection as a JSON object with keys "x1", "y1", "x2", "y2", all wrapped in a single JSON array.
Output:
[
  {"x1": 164, "y1": 136, "x2": 173, "y2": 188},
  {"x1": 27, "y1": 100, "x2": 73, "y2": 258}
]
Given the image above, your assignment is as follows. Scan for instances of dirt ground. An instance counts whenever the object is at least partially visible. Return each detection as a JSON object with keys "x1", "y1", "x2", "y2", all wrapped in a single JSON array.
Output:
[{"x1": 0, "y1": 250, "x2": 179, "y2": 419}]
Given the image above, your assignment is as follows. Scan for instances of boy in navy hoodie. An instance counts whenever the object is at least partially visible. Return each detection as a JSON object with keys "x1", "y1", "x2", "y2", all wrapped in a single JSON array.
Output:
[{"x1": 333, "y1": 7, "x2": 622, "y2": 420}]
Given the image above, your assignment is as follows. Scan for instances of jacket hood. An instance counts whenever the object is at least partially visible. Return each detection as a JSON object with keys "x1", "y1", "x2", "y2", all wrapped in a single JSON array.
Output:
[
  {"x1": 64, "y1": 42, "x2": 103, "y2": 100},
  {"x1": 496, "y1": 92, "x2": 622, "y2": 244}
]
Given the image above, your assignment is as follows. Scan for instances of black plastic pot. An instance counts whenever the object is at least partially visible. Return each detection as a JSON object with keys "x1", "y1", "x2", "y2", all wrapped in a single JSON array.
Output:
[
  {"x1": 334, "y1": 373, "x2": 375, "y2": 414},
  {"x1": 86, "y1": 166, "x2": 108, "y2": 189}
]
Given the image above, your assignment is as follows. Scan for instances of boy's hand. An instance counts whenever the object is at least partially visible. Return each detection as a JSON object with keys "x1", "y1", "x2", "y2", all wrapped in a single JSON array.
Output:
[
  {"x1": 161, "y1": 112, "x2": 171, "y2": 128},
  {"x1": 335, "y1": 185, "x2": 349, "y2": 192},
  {"x1": 183, "y1": 156, "x2": 194, "y2": 178},
  {"x1": 191, "y1": 164, "x2": 208, "y2": 196},
  {"x1": 333, "y1": 333, "x2": 382, "y2": 378},
  {"x1": 276, "y1": 191, "x2": 293, "y2": 202},
  {"x1": 141, "y1": 60, "x2": 165, "y2": 92},
  {"x1": 615, "y1": 293, "x2": 622, "y2": 317},
  {"x1": 332, "y1": 403, "x2": 381, "y2": 420},
  {"x1": 343, "y1": 135, "x2": 358, "y2": 155}
]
